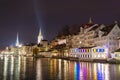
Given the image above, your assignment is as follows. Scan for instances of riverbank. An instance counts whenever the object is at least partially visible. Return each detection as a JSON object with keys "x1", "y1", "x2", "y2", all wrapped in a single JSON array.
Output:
[
  {"x1": 47, "y1": 56, "x2": 120, "y2": 64},
  {"x1": 1, "y1": 54, "x2": 120, "y2": 64}
]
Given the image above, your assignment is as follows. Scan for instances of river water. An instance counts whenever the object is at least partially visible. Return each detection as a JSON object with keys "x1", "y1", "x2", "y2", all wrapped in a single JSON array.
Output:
[{"x1": 0, "y1": 56, "x2": 120, "y2": 80}]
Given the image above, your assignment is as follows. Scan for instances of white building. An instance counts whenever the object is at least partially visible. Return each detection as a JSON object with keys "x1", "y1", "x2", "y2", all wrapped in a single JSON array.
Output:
[
  {"x1": 69, "y1": 20, "x2": 120, "y2": 59},
  {"x1": 94, "y1": 22, "x2": 120, "y2": 57},
  {"x1": 71, "y1": 18, "x2": 99, "y2": 47},
  {"x1": 69, "y1": 46, "x2": 107, "y2": 61}
]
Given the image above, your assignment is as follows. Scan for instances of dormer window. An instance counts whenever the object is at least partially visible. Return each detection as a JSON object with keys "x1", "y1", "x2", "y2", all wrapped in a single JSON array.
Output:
[
  {"x1": 98, "y1": 30, "x2": 103, "y2": 38},
  {"x1": 100, "y1": 24, "x2": 105, "y2": 29}
]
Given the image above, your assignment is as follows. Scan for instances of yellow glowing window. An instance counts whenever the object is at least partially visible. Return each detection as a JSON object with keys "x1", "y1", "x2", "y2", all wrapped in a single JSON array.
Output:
[
  {"x1": 86, "y1": 49, "x2": 90, "y2": 52},
  {"x1": 86, "y1": 49, "x2": 88, "y2": 52},
  {"x1": 93, "y1": 49, "x2": 96, "y2": 52},
  {"x1": 88, "y1": 49, "x2": 90, "y2": 52}
]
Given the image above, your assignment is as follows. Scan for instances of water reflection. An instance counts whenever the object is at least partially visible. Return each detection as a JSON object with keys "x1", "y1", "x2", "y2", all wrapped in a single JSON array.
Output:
[
  {"x1": 36, "y1": 59, "x2": 42, "y2": 80},
  {"x1": 3, "y1": 56, "x2": 8, "y2": 80},
  {"x1": 0, "y1": 57, "x2": 120, "y2": 80}
]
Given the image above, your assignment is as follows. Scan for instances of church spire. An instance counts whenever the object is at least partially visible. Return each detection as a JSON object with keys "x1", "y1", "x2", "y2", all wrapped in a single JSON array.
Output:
[
  {"x1": 16, "y1": 32, "x2": 19, "y2": 47},
  {"x1": 39, "y1": 28, "x2": 42, "y2": 35},
  {"x1": 38, "y1": 27, "x2": 43, "y2": 44},
  {"x1": 88, "y1": 17, "x2": 93, "y2": 24}
]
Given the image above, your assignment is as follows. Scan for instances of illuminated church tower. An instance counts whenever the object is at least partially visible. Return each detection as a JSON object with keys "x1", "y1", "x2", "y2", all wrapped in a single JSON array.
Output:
[
  {"x1": 38, "y1": 28, "x2": 43, "y2": 44},
  {"x1": 16, "y1": 33, "x2": 20, "y2": 47}
]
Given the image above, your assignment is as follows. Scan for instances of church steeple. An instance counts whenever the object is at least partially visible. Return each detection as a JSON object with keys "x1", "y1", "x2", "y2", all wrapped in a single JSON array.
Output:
[
  {"x1": 38, "y1": 28, "x2": 43, "y2": 44},
  {"x1": 39, "y1": 28, "x2": 42, "y2": 35},
  {"x1": 88, "y1": 17, "x2": 93, "y2": 24},
  {"x1": 16, "y1": 33, "x2": 19, "y2": 47}
]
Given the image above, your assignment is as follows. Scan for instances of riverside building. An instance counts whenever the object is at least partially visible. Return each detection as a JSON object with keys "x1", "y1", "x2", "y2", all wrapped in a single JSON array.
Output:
[{"x1": 69, "y1": 19, "x2": 120, "y2": 60}]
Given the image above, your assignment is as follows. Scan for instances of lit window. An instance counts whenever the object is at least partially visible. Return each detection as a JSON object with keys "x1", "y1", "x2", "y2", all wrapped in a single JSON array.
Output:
[
  {"x1": 94, "y1": 55, "x2": 96, "y2": 58},
  {"x1": 93, "y1": 49, "x2": 96, "y2": 52},
  {"x1": 79, "y1": 49, "x2": 81, "y2": 52},
  {"x1": 102, "y1": 54, "x2": 104, "y2": 57},
  {"x1": 81, "y1": 49, "x2": 83, "y2": 53},
  {"x1": 88, "y1": 49, "x2": 91, "y2": 52},
  {"x1": 98, "y1": 54, "x2": 100, "y2": 57},
  {"x1": 84, "y1": 49, "x2": 86, "y2": 52},
  {"x1": 74, "y1": 48, "x2": 79, "y2": 53},
  {"x1": 97, "y1": 49, "x2": 99, "y2": 52},
  {"x1": 101, "y1": 49, "x2": 104, "y2": 52}
]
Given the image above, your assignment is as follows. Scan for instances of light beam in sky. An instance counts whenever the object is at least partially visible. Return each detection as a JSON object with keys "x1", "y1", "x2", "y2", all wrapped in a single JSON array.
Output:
[{"x1": 33, "y1": 0, "x2": 45, "y2": 39}]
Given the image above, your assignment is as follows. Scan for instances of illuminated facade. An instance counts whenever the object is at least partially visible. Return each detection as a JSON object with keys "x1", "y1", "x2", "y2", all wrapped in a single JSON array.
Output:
[
  {"x1": 19, "y1": 45, "x2": 33, "y2": 56},
  {"x1": 71, "y1": 24, "x2": 97, "y2": 47},
  {"x1": 118, "y1": 38, "x2": 120, "y2": 48},
  {"x1": 38, "y1": 40, "x2": 49, "y2": 52},
  {"x1": 113, "y1": 49, "x2": 120, "y2": 60},
  {"x1": 69, "y1": 47, "x2": 92, "y2": 60},
  {"x1": 38, "y1": 28, "x2": 43, "y2": 44},
  {"x1": 94, "y1": 23, "x2": 120, "y2": 56},
  {"x1": 71, "y1": 18, "x2": 99, "y2": 48},
  {"x1": 69, "y1": 20, "x2": 120, "y2": 59},
  {"x1": 40, "y1": 40, "x2": 48, "y2": 48},
  {"x1": 69, "y1": 46, "x2": 108, "y2": 60},
  {"x1": 80, "y1": 24, "x2": 99, "y2": 47}
]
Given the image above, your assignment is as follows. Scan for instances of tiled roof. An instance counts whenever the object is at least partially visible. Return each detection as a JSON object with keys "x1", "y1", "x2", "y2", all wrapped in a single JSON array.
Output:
[
  {"x1": 83, "y1": 23, "x2": 94, "y2": 29},
  {"x1": 101, "y1": 24, "x2": 115, "y2": 36},
  {"x1": 94, "y1": 24, "x2": 116, "y2": 38},
  {"x1": 89, "y1": 25, "x2": 99, "y2": 31},
  {"x1": 78, "y1": 47, "x2": 93, "y2": 49}
]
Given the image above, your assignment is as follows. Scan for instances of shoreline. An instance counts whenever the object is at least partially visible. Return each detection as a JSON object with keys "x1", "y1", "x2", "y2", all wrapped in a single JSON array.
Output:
[
  {"x1": 34, "y1": 56, "x2": 120, "y2": 64},
  {"x1": 1, "y1": 55, "x2": 120, "y2": 64}
]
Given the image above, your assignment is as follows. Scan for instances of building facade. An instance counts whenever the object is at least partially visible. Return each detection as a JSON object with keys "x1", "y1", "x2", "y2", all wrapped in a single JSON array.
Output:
[
  {"x1": 69, "y1": 46, "x2": 107, "y2": 60},
  {"x1": 94, "y1": 23, "x2": 120, "y2": 57},
  {"x1": 69, "y1": 21, "x2": 120, "y2": 59}
]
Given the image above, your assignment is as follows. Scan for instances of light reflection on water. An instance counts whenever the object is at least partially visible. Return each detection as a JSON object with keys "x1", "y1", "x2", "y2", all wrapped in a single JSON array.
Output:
[{"x1": 0, "y1": 56, "x2": 120, "y2": 80}]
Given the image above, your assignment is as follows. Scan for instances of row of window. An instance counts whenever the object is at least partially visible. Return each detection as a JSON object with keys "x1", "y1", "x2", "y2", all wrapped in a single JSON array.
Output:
[
  {"x1": 115, "y1": 54, "x2": 120, "y2": 57},
  {"x1": 70, "y1": 54, "x2": 106, "y2": 58},
  {"x1": 71, "y1": 48, "x2": 105, "y2": 53},
  {"x1": 95, "y1": 37, "x2": 106, "y2": 41},
  {"x1": 78, "y1": 54, "x2": 91, "y2": 58}
]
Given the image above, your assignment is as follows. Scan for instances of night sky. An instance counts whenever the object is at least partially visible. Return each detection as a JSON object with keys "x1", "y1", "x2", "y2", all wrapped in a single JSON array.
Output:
[{"x1": 0, "y1": 0, "x2": 120, "y2": 49}]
